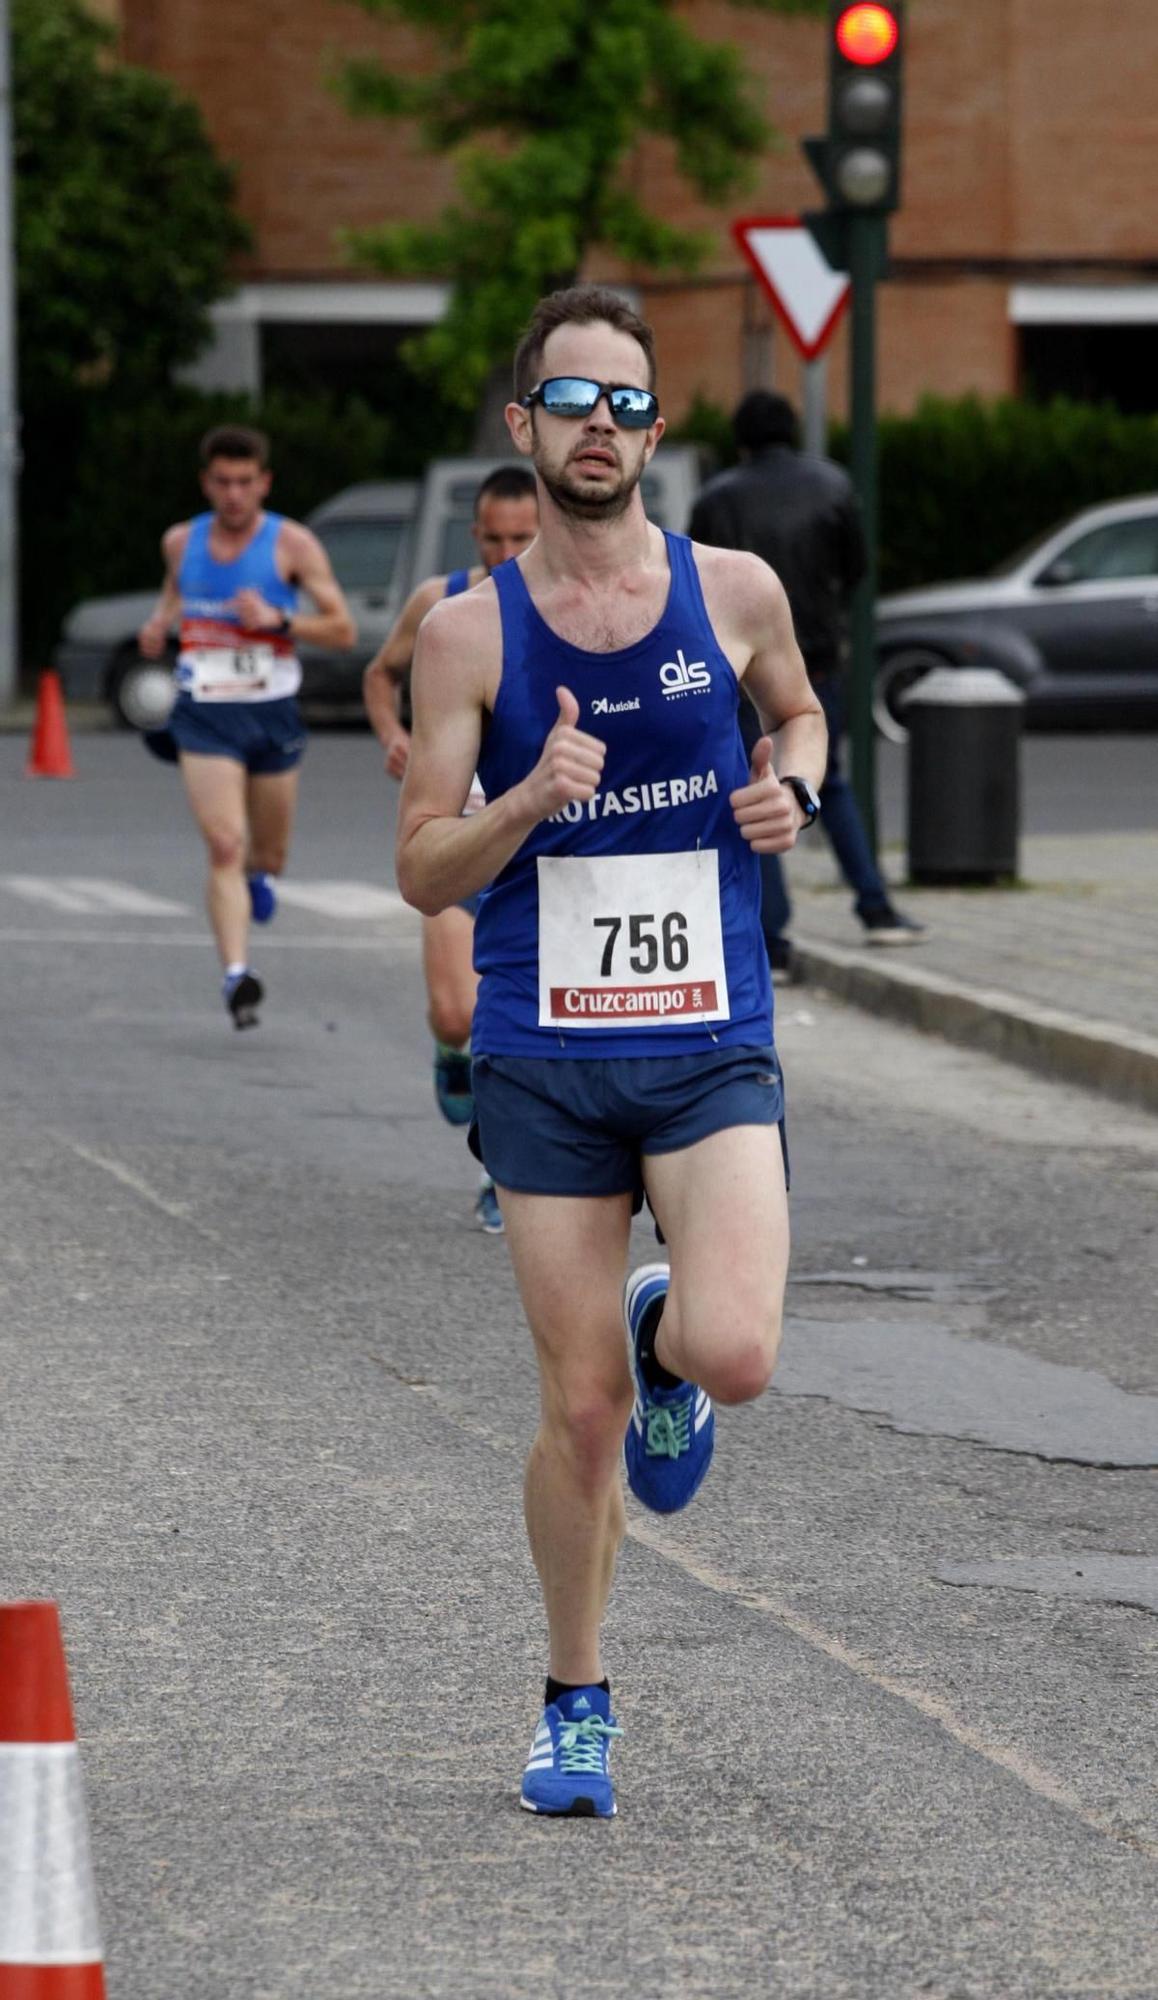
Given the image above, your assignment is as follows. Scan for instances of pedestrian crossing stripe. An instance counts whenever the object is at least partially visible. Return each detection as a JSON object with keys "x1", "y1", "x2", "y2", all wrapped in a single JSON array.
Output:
[
  {"x1": 0, "y1": 875, "x2": 412, "y2": 923},
  {"x1": 1, "y1": 876, "x2": 188, "y2": 916}
]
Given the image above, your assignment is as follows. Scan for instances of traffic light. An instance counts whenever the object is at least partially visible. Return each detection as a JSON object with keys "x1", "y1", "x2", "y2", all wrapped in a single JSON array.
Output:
[{"x1": 803, "y1": 2, "x2": 904, "y2": 219}]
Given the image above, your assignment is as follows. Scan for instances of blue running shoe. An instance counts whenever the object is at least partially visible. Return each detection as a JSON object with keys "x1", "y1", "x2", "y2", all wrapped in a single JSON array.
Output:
[
  {"x1": 247, "y1": 872, "x2": 277, "y2": 924},
  {"x1": 433, "y1": 1043, "x2": 474, "y2": 1126},
  {"x1": 223, "y1": 968, "x2": 263, "y2": 1030},
  {"x1": 520, "y1": 1686, "x2": 621, "y2": 1819},
  {"x1": 475, "y1": 1174, "x2": 504, "y2": 1235},
  {"x1": 623, "y1": 1262, "x2": 714, "y2": 1514}
]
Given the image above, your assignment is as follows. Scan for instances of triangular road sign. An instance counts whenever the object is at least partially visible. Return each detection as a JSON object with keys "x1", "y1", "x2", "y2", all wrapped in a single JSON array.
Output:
[{"x1": 732, "y1": 216, "x2": 851, "y2": 362}]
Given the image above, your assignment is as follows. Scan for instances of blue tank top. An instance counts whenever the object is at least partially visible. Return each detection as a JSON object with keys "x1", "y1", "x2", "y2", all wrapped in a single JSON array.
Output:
[
  {"x1": 175, "y1": 513, "x2": 298, "y2": 699},
  {"x1": 472, "y1": 532, "x2": 772, "y2": 1058},
  {"x1": 445, "y1": 567, "x2": 471, "y2": 597}
]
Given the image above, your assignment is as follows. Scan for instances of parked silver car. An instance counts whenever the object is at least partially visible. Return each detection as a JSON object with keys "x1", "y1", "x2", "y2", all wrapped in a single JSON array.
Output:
[
  {"x1": 53, "y1": 480, "x2": 418, "y2": 729},
  {"x1": 875, "y1": 494, "x2": 1158, "y2": 739}
]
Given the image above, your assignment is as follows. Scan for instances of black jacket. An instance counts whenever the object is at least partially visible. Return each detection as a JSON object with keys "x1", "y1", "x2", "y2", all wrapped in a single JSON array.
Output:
[{"x1": 688, "y1": 444, "x2": 866, "y2": 676}]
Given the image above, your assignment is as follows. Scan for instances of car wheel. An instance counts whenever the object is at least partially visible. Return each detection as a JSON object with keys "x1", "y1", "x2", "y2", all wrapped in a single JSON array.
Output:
[
  {"x1": 873, "y1": 649, "x2": 950, "y2": 743},
  {"x1": 108, "y1": 648, "x2": 176, "y2": 731}
]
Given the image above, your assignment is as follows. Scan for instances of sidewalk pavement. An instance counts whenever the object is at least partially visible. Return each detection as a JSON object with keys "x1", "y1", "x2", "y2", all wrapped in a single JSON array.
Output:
[{"x1": 785, "y1": 832, "x2": 1158, "y2": 1115}]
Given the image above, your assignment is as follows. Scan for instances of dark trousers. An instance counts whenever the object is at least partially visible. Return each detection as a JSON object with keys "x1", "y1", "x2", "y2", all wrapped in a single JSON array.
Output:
[{"x1": 739, "y1": 675, "x2": 890, "y2": 949}]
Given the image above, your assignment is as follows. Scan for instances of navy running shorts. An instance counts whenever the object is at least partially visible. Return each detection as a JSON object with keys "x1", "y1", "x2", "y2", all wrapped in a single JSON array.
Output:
[
  {"x1": 168, "y1": 693, "x2": 306, "y2": 775},
  {"x1": 468, "y1": 1043, "x2": 787, "y2": 1201}
]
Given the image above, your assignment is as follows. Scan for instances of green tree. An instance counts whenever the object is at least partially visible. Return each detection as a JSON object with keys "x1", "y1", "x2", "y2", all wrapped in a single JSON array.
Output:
[
  {"x1": 14, "y1": 0, "x2": 250, "y2": 408},
  {"x1": 337, "y1": 0, "x2": 822, "y2": 412}
]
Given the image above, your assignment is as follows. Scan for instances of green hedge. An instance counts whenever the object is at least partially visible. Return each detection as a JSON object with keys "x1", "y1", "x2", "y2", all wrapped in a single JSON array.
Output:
[
  {"x1": 672, "y1": 392, "x2": 1158, "y2": 595},
  {"x1": 20, "y1": 385, "x2": 471, "y2": 674}
]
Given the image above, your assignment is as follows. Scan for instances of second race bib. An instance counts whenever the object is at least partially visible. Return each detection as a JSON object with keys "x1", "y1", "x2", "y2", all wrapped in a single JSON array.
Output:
[
  {"x1": 537, "y1": 850, "x2": 730, "y2": 1030},
  {"x1": 187, "y1": 645, "x2": 275, "y2": 701}
]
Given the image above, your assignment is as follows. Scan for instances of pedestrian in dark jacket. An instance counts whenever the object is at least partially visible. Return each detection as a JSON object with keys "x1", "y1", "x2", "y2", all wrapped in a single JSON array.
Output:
[{"x1": 689, "y1": 390, "x2": 923, "y2": 975}]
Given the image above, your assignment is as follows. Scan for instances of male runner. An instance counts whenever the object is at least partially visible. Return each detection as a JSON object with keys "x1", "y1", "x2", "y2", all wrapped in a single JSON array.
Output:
[
  {"x1": 364, "y1": 467, "x2": 538, "y2": 1231},
  {"x1": 396, "y1": 287, "x2": 827, "y2": 1818},
  {"x1": 139, "y1": 425, "x2": 355, "y2": 1027}
]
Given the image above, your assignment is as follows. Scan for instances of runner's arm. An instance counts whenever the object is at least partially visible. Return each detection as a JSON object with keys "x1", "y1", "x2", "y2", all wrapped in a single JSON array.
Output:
[
  {"x1": 362, "y1": 577, "x2": 444, "y2": 771},
  {"x1": 396, "y1": 596, "x2": 605, "y2": 915},
  {"x1": 696, "y1": 546, "x2": 827, "y2": 851},
  {"x1": 234, "y1": 524, "x2": 357, "y2": 649},
  {"x1": 138, "y1": 525, "x2": 188, "y2": 658},
  {"x1": 739, "y1": 561, "x2": 827, "y2": 793}
]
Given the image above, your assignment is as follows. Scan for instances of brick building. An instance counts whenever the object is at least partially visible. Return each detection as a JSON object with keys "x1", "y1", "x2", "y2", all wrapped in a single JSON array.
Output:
[{"x1": 112, "y1": 0, "x2": 1158, "y2": 425}]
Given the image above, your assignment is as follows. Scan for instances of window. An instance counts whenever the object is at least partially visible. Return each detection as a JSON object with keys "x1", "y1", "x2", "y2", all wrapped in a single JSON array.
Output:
[
  {"x1": 315, "y1": 519, "x2": 410, "y2": 593},
  {"x1": 1042, "y1": 517, "x2": 1158, "y2": 585}
]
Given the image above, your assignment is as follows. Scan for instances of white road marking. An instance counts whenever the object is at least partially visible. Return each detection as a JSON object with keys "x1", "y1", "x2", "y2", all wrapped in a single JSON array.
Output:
[
  {"x1": 273, "y1": 881, "x2": 412, "y2": 922},
  {"x1": 0, "y1": 875, "x2": 416, "y2": 924},
  {"x1": 0, "y1": 930, "x2": 417, "y2": 952},
  {"x1": 1, "y1": 875, "x2": 189, "y2": 915}
]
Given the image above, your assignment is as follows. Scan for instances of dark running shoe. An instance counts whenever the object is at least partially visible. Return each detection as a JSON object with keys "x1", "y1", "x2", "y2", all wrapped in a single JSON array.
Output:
[
  {"x1": 767, "y1": 937, "x2": 797, "y2": 986},
  {"x1": 861, "y1": 903, "x2": 926, "y2": 946},
  {"x1": 433, "y1": 1043, "x2": 474, "y2": 1126},
  {"x1": 223, "y1": 969, "x2": 263, "y2": 1029}
]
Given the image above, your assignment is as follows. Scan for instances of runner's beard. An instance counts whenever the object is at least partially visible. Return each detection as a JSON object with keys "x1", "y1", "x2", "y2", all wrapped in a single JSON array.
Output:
[{"x1": 537, "y1": 452, "x2": 643, "y2": 523}]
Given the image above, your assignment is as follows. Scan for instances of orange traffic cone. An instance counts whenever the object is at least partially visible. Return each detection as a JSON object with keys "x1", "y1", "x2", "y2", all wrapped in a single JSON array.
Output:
[
  {"x1": 0, "y1": 1602, "x2": 106, "y2": 1997},
  {"x1": 25, "y1": 672, "x2": 76, "y2": 780}
]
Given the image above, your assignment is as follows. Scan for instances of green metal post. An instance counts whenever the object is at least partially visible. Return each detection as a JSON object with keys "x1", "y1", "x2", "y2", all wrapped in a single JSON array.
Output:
[{"x1": 846, "y1": 213, "x2": 884, "y2": 853}]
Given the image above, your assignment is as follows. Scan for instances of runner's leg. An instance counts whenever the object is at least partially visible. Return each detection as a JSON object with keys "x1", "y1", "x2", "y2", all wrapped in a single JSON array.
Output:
[
  {"x1": 642, "y1": 1123, "x2": 789, "y2": 1405},
  {"x1": 246, "y1": 767, "x2": 300, "y2": 879},
  {"x1": 179, "y1": 753, "x2": 250, "y2": 969},
  {"x1": 501, "y1": 1189, "x2": 634, "y2": 1685},
  {"x1": 421, "y1": 906, "x2": 477, "y2": 1049}
]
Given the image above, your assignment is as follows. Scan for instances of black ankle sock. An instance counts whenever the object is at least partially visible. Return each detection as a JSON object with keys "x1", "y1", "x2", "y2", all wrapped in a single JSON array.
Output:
[
  {"x1": 637, "y1": 1296, "x2": 682, "y2": 1393},
  {"x1": 546, "y1": 1674, "x2": 610, "y2": 1708}
]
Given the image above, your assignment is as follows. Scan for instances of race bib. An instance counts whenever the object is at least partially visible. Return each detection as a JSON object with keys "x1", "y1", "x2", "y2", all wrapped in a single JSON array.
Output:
[
  {"x1": 187, "y1": 645, "x2": 275, "y2": 701},
  {"x1": 537, "y1": 850, "x2": 730, "y2": 1030}
]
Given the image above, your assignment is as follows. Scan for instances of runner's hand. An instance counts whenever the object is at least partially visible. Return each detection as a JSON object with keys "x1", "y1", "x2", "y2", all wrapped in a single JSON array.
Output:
[
  {"x1": 522, "y1": 687, "x2": 606, "y2": 822},
  {"x1": 233, "y1": 587, "x2": 282, "y2": 631},
  {"x1": 730, "y1": 736, "x2": 800, "y2": 853},
  {"x1": 138, "y1": 615, "x2": 169, "y2": 660},
  {"x1": 384, "y1": 727, "x2": 410, "y2": 781}
]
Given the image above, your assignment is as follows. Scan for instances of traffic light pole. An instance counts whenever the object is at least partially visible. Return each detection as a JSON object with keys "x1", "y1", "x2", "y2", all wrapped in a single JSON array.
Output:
[{"x1": 846, "y1": 213, "x2": 885, "y2": 853}]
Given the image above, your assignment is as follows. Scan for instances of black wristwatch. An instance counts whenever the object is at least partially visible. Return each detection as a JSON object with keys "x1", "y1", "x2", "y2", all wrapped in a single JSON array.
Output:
[
  {"x1": 275, "y1": 612, "x2": 294, "y2": 636},
  {"x1": 781, "y1": 775, "x2": 821, "y2": 828}
]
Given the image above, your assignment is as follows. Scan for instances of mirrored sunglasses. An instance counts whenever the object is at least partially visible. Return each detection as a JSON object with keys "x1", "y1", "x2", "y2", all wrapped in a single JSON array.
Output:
[{"x1": 522, "y1": 377, "x2": 659, "y2": 430}]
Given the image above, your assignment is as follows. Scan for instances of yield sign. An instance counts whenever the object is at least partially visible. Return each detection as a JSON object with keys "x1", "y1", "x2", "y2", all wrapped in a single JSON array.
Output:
[{"x1": 732, "y1": 216, "x2": 850, "y2": 362}]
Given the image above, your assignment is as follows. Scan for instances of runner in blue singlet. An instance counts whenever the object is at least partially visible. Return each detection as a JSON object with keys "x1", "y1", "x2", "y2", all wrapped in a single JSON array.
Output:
[
  {"x1": 363, "y1": 467, "x2": 538, "y2": 1231},
  {"x1": 139, "y1": 425, "x2": 355, "y2": 1027},
  {"x1": 396, "y1": 288, "x2": 827, "y2": 1821}
]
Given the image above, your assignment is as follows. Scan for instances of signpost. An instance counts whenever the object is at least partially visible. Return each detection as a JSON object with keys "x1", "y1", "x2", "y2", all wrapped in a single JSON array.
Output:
[{"x1": 731, "y1": 217, "x2": 849, "y2": 453}]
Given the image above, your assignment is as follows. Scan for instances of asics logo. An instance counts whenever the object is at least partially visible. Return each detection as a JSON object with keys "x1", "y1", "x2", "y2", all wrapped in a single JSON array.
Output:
[
  {"x1": 660, "y1": 649, "x2": 711, "y2": 698},
  {"x1": 592, "y1": 696, "x2": 641, "y2": 715}
]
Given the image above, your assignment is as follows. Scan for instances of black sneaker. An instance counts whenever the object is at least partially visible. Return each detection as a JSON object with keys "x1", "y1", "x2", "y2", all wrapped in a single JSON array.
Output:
[
  {"x1": 767, "y1": 938, "x2": 797, "y2": 986},
  {"x1": 223, "y1": 969, "x2": 264, "y2": 1028},
  {"x1": 860, "y1": 903, "x2": 925, "y2": 946}
]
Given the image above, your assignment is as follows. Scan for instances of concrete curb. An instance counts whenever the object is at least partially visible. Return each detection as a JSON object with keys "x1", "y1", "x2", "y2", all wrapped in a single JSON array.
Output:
[{"x1": 793, "y1": 936, "x2": 1158, "y2": 1116}]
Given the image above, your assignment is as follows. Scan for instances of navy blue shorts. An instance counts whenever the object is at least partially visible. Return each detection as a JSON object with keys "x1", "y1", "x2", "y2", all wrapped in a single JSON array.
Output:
[
  {"x1": 468, "y1": 1043, "x2": 787, "y2": 1201},
  {"x1": 169, "y1": 694, "x2": 306, "y2": 775}
]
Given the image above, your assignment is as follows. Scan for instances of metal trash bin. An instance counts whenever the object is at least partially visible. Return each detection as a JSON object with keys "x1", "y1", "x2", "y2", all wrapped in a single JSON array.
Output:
[{"x1": 904, "y1": 667, "x2": 1026, "y2": 884}]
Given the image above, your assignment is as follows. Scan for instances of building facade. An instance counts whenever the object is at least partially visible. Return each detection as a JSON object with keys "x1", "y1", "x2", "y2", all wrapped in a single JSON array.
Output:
[{"x1": 113, "y1": 0, "x2": 1158, "y2": 425}]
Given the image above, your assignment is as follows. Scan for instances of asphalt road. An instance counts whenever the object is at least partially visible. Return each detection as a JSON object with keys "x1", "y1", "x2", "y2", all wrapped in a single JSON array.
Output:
[{"x1": 1, "y1": 732, "x2": 1157, "y2": 1998}]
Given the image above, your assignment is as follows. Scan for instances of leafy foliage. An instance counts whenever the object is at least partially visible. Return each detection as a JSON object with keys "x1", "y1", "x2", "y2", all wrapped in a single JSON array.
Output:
[
  {"x1": 13, "y1": 0, "x2": 250, "y2": 406},
  {"x1": 336, "y1": 0, "x2": 825, "y2": 406}
]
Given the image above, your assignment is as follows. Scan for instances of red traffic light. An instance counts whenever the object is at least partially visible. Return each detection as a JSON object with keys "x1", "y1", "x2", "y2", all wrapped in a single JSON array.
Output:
[{"x1": 835, "y1": 4, "x2": 899, "y2": 65}]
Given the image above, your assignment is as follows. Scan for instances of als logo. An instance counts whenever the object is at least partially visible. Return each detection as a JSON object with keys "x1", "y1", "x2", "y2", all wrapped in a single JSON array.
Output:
[{"x1": 659, "y1": 648, "x2": 711, "y2": 699}]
